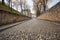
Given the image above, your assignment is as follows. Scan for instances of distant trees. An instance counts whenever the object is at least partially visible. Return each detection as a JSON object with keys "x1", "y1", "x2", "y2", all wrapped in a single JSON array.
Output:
[
  {"x1": 43, "y1": 0, "x2": 48, "y2": 11},
  {"x1": 7, "y1": 0, "x2": 12, "y2": 11},
  {"x1": 1, "y1": 0, "x2": 30, "y2": 15},
  {"x1": 33, "y1": 0, "x2": 41, "y2": 16},
  {"x1": 22, "y1": 0, "x2": 30, "y2": 13},
  {"x1": 12, "y1": 0, "x2": 19, "y2": 10},
  {"x1": 7, "y1": 0, "x2": 11, "y2": 7},
  {"x1": 33, "y1": 0, "x2": 48, "y2": 16},
  {"x1": 20, "y1": 0, "x2": 23, "y2": 13},
  {"x1": 12, "y1": 0, "x2": 30, "y2": 14}
]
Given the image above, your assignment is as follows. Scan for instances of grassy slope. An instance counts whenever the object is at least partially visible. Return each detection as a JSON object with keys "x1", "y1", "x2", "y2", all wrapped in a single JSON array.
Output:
[
  {"x1": 0, "y1": 2, "x2": 31, "y2": 26},
  {"x1": 0, "y1": 2, "x2": 22, "y2": 15}
]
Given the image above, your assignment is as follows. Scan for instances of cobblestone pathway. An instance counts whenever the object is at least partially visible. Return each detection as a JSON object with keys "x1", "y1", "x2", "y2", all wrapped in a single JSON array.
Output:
[{"x1": 0, "y1": 19, "x2": 60, "y2": 40}]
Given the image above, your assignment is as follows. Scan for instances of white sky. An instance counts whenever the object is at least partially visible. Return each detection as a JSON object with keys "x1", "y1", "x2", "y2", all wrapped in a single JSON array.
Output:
[
  {"x1": 27, "y1": 0, "x2": 60, "y2": 13},
  {"x1": 27, "y1": 0, "x2": 34, "y2": 13},
  {"x1": 47, "y1": 0, "x2": 60, "y2": 8},
  {"x1": 0, "y1": 0, "x2": 60, "y2": 13}
]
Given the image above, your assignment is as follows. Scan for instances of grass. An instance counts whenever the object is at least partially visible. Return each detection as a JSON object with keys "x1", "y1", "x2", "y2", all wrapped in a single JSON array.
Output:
[{"x1": 0, "y1": 2, "x2": 22, "y2": 15}]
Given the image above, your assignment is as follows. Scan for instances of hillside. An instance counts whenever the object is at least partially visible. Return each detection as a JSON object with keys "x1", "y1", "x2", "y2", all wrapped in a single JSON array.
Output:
[
  {"x1": 38, "y1": 2, "x2": 60, "y2": 22},
  {"x1": 0, "y1": 2, "x2": 31, "y2": 26},
  {"x1": 0, "y1": 2, "x2": 22, "y2": 15}
]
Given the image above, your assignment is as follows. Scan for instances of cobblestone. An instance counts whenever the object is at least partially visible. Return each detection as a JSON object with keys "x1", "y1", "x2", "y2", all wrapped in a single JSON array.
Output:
[
  {"x1": 0, "y1": 19, "x2": 60, "y2": 40},
  {"x1": 0, "y1": 31, "x2": 60, "y2": 40}
]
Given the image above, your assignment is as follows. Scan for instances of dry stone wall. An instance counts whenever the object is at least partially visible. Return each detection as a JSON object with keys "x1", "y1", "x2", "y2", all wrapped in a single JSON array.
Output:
[
  {"x1": 0, "y1": 10, "x2": 30, "y2": 26},
  {"x1": 38, "y1": 2, "x2": 60, "y2": 22}
]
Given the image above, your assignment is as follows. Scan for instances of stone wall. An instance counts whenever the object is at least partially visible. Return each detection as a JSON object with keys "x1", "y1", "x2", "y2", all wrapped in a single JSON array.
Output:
[
  {"x1": 0, "y1": 10, "x2": 31, "y2": 26},
  {"x1": 38, "y1": 2, "x2": 60, "y2": 22},
  {"x1": 49, "y1": 2, "x2": 60, "y2": 18}
]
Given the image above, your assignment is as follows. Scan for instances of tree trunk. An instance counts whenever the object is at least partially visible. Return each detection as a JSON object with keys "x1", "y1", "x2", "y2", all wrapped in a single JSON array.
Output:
[
  {"x1": 44, "y1": 4, "x2": 46, "y2": 11},
  {"x1": 11, "y1": 0, "x2": 12, "y2": 11},
  {"x1": 43, "y1": 0, "x2": 46, "y2": 11},
  {"x1": 2, "y1": 0, "x2": 4, "y2": 5},
  {"x1": 36, "y1": 5, "x2": 40, "y2": 17},
  {"x1": 9, "y1": 0, "x2": 11, "y2": 7},
  {"x1": 20, "y1": 0, "x2": 23, "y2": 14},
  {"x1": 43, "y1": 0, "x2": 48, "y2": 11}
]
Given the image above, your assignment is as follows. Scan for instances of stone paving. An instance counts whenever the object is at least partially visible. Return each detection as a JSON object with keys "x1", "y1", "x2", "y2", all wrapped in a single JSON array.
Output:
[
  {"x1": 0, "y1": 31, "x2": 60, "y2": 40},
  {"x1": 0, "y1": 19, "x2": 60, "y2": 40}
]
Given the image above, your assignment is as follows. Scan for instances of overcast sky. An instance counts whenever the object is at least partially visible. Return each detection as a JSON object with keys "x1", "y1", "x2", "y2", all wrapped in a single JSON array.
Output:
[
  {"x1": 47, "y1": 0, "x2": 60, "y2": 8},
  {"x1": 27, "y1": 0, "x2": 34, "y2": 13},
  {"x1": 27, "y1": 0, "x2": 60, "y2": 13},
  {"x1": 0, "y1": 0, "x2": 60, "y2": 13}
]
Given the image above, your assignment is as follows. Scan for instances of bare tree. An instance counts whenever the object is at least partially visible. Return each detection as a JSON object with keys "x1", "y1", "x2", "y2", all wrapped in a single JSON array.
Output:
[
  {"x1": 43, "y1": 0, "x2": 48, "y2": 11},
  {"x1": 19, "y1": 0, "x2": 30, "y2": 14},
  {"x1": 11, "y1": 0, "x2": 30, "y2": 14},
  {"x1": 33, "y1": 0, "x2": 48, "y2": 16},
  {"x1": 7, "y1": 0, "x2": 11, "y2": 7},
  {"x1": 2, "y1": 0, "x2": 4, "y2": 5},
  {"x1": 33, "y1": 0, "x2": 41, "y2": 16},
  {"x1": 6, "y1": 0, "x2": 12, "y2": 11},
  {"x1": 12, "y1": 0, "x2": 19, "y2": 10},
  {"x1": 19, "y1": 0, "x2": 23, "y2": 13}
]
